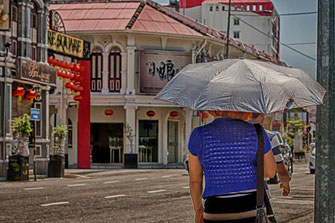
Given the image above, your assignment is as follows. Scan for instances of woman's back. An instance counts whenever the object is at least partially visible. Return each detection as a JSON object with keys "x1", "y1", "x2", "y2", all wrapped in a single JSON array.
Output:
[{"x1": 188, "y1": 118, "x2": 271, "y2": 198}]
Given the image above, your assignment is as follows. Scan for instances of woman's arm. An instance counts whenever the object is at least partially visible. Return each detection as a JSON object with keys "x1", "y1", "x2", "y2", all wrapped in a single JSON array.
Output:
[
  {"x1": 264, "y1": 150, "x2": 276, "y2": 178},
  {"x1": 188, "y1": 151, "x2": 204, "y2": 223}
]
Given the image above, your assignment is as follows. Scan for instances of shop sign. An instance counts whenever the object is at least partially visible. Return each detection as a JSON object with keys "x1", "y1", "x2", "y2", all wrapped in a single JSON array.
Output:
[
  {"x1": 48, "y1": 29, "x2": 90, "y2": 59},
  {"x1": 140, "y1": 50, "x2": 192, "y2": 94},
  {"x1": 17, "y1": 59, "x2": 57, "y2": 86}
]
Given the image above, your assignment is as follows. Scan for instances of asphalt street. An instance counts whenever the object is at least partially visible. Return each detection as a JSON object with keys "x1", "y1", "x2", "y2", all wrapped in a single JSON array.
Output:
[{"x1": 0, "y1": 164, "x2": 314, "y2": 223}]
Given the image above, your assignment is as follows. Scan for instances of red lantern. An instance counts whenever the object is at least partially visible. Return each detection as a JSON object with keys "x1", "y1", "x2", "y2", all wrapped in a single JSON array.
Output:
[
  {"x1": 77, "y1": 86, "x2": 83, "y2": 92},
  {"x1": 73, "y1": 95, "x2": 83, "y2": 107},
  {"x1": 197, "y1": 111, "x2": 202, "y2": 116},
  {"x1": 202, "y1": 113, "x2": 209, "y2": 119},
  {"x1": 147, "y1": 111, "x2": 155, "y2": 120},
  {"x1": 273, "y1": 122, "x2": 282, "y2": 127},
  {"x1": 202, "y1": 113, "x2": 209, "y2": 124},
  {"x1": 72, "y1": 64, "x2": 81, "y2": 72},
  {"x1": 13, "y1": 87, "x2": 25, "y2": 101},
  {"x1": 56, "y1": 70, "x2": 64, "y2": 80},
  {"x1": 47, "y1": 57, "x2": 54, "y2": 65},
  {"x1": 25, "y1": 90, "x2": 37, "y2": 104},
  {"x1": 69, "y1": 73, "x2": 75, "y2": 81},
  {"x1": 105, "y1": 109, "x2": 114, "y2": 118},
  {"x1": 170, "y1": 111, "x2": 179, "y2": 119}
]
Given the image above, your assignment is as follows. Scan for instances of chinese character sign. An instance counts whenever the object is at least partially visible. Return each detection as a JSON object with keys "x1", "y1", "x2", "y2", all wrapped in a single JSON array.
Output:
[{"x1": 140, "y1": 50, "x2": 192, "y2": 94}]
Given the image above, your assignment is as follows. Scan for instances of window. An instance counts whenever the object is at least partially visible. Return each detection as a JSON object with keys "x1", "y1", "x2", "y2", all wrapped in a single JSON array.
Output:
[
  {"x1": 210, "y1": 6, "x2": 213, "y2": 11},
  {"x1": 91, "y1": 47, "x2": 103, "y2": 92},
  {"x1": 234, "y1": 18, "x2": 240, "y2": 25},
  {"x1": 241, "y1": 5, "x2": 244, "y2": 10},
  {"x1": 109, "y1": 47, "x2": 121, "y2": 92},
  {"x1": 216, "y1": 6, "x2": 219, "y2": 11},
  {"x1": 67, "y1": 119, "x2": 72, "y2": 150},
  {"x1": 246, "y1": 5, "x2": 250, "y2": 11},
  {"x1": 222, "y1": 6, "x2": 225, "y2": 11},
  {"x1": 31, "y1": 14, "x2": 37, "y2": 28},
  {"x1": 30, "y1": 2, "x2": 38, "y2": 60},
  {"x1": 252, "y1": 5, "x2": 256, "y2": 11},
  {"x1": 233, "y1": 31, "x2": 240, "y2": 39},
  {"x1": 11, "y1": 5, "x2": 17, "y2": 22},
  {"x1": 259, "y1": 5, "x2": 263, "y2": 11},
  {"x1": 31, "y1": 45, "x2": 37, "y2": 60},
  {"x1": 10, "y1": 1, "x2": 18, "y2": 56},
  {"x1": 35, "y1": 145, "x2": 42, "y2": 157}
]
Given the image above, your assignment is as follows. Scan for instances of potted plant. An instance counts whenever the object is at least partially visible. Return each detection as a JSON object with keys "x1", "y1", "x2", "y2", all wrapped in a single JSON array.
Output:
[
  {"x1": 124, "y1": 124, "x2": 137, "y2": 169},
  {"x1": 8, "y1": 114, "x2": 32, "y2": 181},
  {"x1": 48, "y1": 125, "x2": 67, "y2": 177}
]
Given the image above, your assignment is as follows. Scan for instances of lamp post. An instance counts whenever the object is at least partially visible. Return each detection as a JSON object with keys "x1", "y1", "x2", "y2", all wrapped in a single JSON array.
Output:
[{"x1": 2, "y1": 42, "x2": 11, "y2": 162}]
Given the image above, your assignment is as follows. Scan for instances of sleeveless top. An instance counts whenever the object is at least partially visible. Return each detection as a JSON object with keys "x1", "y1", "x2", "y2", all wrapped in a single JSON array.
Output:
[{"x1": 188, "y1": 118, "x2": 271, "y2": 198}]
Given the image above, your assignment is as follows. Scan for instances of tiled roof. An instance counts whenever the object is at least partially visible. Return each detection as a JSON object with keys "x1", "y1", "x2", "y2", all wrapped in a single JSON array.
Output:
[
  {"x1": 49, "y1": 2, "x2": 141, "y2": 31},
  {"x1": 49, "y1": 0, "x2": 283, "y2": 64},
  {"x1": 49, "y1": 1, "x2": 203, "y2": 36},
  {"x1": 132, "y1": 5, "x2": 202, "y2": 36}
]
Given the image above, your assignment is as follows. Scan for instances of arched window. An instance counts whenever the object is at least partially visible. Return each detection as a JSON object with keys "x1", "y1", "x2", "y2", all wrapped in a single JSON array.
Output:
[
  {"x1": 108, "y1": 47, "x2": 121, "y2": 92},
  {"x1": 31, "y1": 2, "x2": 38, "y2": 60},
  {"x1": 91, "y1": 47, "x2": 103, "y2": 92}
]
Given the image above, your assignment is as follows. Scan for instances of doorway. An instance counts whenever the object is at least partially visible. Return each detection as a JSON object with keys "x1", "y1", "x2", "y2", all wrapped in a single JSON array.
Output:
[
  {"x1": 168, "y1": 121, "x2": 179, "y2": 163},
  {"x1": 90, "y1": 123, "x2": 123, "y2": 164},
  {"x1": 139, "y1": 120, "x2": 158, "y2": 163}
]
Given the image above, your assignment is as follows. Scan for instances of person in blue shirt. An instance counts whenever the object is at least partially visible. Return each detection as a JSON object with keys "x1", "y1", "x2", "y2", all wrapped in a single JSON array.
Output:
[{"x1": 188, "y1": 111, "x2": 276, "y2": 223}]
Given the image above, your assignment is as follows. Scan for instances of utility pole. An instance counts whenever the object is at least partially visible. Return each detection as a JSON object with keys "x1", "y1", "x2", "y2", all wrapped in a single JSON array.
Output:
[
  {"x1": 315, "y1": 0, "x2": 335, "y2": 222},
  {"x1": 225, "y1": 0, "x2": 232, "y2": 59}
]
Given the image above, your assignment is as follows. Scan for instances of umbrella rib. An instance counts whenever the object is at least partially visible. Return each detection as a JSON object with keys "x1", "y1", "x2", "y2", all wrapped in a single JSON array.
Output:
[{"x1": 249, "y1": 61, "x2": 295, "y2": 111}]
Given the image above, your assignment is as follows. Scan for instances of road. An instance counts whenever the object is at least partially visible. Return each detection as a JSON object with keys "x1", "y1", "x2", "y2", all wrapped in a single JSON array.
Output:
[{"x1": 0, "y1": 164, "x2": 314, "y2": 223}]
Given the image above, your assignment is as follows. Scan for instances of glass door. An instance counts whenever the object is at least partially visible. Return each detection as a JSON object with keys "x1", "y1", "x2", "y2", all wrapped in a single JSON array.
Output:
[
  {"x1": 139, "y1": 120, "x2": 158, "y2": 162},
  {"x1": 168, "y1": 121, "x2": 178, "y2": 163}
]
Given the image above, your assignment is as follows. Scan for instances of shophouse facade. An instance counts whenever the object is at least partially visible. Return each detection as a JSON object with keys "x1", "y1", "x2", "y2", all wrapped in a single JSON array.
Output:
[
  {"x1": 0, "y1": 0, "x2": 56, "y2": 178},
  {"x1": 49, "y1": 0, "x2": 280, "y2": 169}
]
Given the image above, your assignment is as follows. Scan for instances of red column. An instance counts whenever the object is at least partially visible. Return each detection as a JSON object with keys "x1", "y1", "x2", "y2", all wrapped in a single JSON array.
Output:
[{"x1": 77, "y1": 60, "x2": 91, "y2": 168}]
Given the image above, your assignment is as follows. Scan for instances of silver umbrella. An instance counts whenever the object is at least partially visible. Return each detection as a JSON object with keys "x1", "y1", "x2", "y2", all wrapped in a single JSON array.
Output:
[{"x1": 155, "y1": 59, "x2": 326, "y2": 114}]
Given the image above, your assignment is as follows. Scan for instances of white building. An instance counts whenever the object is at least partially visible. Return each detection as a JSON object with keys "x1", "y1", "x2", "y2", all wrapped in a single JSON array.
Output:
[
  {"x1": 178, "y1": 0, "x2": 280, "y2": 60},
  {"x1": 49, "y1": 0, "x2": 280, "y2": 169}
]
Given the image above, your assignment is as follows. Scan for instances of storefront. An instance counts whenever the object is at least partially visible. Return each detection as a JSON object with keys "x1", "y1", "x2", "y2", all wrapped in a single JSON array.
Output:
[
  {"x1": 49, "y1": 0, "x2": 278, "y2": 169},
  {"x1": 0, "y1": 0, "x2": 52, "y2": 178},
  {"x1": 14, "y1": 59, "x2": 56, "y2": 174}
]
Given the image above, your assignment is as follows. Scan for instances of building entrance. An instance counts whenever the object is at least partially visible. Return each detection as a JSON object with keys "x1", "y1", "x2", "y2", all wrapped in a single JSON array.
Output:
[
  {"x1": 168, "y1": 121, "x2": 178, "y2": 163},
  {"x1": 90, "y1": 123, "x2": 123, "y2": 164},
  {"x1": 139, "y1": 120, "x2": 158, "y2": 163}
]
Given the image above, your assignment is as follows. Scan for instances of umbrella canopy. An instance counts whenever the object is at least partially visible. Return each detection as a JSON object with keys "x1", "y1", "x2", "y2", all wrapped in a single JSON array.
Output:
[{"x1": 155, "y1": 59, "x2": 326, "y2": 114}]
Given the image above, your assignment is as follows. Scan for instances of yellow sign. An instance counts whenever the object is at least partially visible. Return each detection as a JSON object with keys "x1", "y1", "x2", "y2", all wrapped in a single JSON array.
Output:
[{"x1": 48, "y1": 29, "x2": 84, "y2": 58}]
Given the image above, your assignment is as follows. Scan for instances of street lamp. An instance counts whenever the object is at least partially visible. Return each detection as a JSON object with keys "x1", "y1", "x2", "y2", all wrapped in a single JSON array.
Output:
[{"x1": 2, "y1": 42, "x2": 11, "y2": 161}]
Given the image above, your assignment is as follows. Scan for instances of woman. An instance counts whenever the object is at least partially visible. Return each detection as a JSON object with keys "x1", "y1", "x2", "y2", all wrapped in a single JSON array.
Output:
[{"x1": 188, "y1": 111, "x2": 276, "y2": 223}]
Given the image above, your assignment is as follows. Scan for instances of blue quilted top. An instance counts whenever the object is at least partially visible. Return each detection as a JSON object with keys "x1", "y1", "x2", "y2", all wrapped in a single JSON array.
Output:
[{"x1": 188, "y1": 118, "x2": 271, "y2": 198}]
